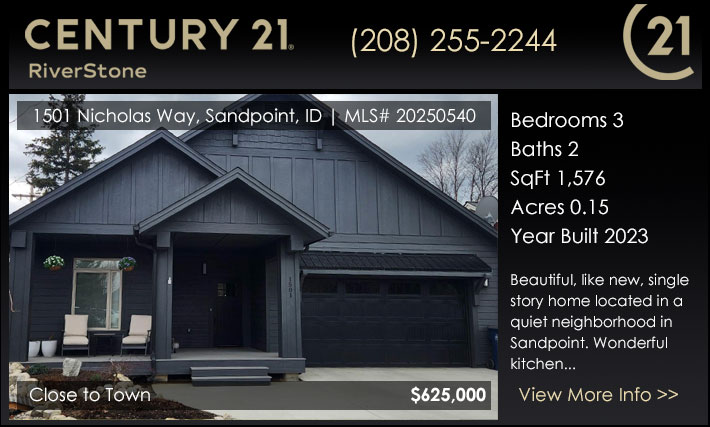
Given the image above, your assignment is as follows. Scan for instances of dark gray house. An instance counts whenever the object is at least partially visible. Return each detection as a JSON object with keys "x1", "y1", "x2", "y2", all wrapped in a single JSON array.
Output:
[{"x1": 8, "y1": 94, "x2": 497, "y2": 382}]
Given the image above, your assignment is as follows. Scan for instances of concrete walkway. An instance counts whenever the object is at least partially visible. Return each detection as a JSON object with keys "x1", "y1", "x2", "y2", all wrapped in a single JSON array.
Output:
[{"x1": 153, "y1": 367, "x2": 498, "y2": 420}]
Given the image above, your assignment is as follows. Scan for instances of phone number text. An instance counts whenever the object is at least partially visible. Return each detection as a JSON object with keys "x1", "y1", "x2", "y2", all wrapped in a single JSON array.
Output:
[{"x1": 352, "y1": 28, "x2": 556, "y2": 58}]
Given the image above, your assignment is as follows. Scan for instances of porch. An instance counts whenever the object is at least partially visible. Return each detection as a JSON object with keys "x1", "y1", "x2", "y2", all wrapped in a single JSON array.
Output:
[
  {"x1": 156, "y1": 235, "x2": 308, "y2": 379},
  {"x1": 15, "y1": 227, "x2": 309, "y2": 379},
  {"x1": 23, "y1": 347, "x2": 305, "y2": 377}
]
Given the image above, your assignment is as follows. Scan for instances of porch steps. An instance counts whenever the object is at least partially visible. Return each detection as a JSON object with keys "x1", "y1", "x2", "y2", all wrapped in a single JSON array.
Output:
[{"x1": 190, "y1": 366, "x2": 271, "y2": 386}]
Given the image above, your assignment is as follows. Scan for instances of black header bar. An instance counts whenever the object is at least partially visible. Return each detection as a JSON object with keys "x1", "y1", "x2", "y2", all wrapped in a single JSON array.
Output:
[{"x1": 8, "y1": 3, "x2": 702, "y2": 90}]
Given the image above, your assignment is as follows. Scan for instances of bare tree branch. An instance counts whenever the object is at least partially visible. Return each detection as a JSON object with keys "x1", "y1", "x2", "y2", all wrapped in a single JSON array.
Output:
[
  {"x1": 419, "y1": 130, "x2": 498, "y2": 204},
  {"x1": 443, "y1": 130, "x2": 468, "y2": 202},
  {"x1": 466, "y1": 131, "x2": 498, "y2": 202},
  {"x1": 418, "y1": 139, "x2": 449, "y2": 195}
]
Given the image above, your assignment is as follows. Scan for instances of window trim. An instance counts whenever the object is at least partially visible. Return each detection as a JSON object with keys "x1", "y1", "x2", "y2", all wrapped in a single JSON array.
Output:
[
  {"x1": 71, "y1": 258, "x2": 123, "y2": 331},
  {"x1": 344, "y1": 280, "x2": 381, "y2": 295},
  {"x1": 387, "y1": 282, "x2": 422, "y2": 296},
  {"x1": 302, "y1": 278, "x2": 339, "y2": 295}
]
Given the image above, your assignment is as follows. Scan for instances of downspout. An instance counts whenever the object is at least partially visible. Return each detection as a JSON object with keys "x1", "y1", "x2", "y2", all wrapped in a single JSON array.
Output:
[{"x1": 134, "y1": 231, "x2": 158, "y2": 380}]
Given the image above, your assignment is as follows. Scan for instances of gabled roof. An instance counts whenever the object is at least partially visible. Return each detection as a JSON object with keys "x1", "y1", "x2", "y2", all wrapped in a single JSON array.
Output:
[
  {"x1": 180, "y1": 94, "x2": 497, "y2": 239},
  {"x1": 137, "y1": 167, "x2": 331, "y2": 241},
  {"x1": 9, "y1": 129, "x2": 226, "y2": 227}
]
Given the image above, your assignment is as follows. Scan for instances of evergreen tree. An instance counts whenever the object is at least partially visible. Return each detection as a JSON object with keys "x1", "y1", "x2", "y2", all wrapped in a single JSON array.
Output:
[{"x1": 24, "y1": 94, "x2": 103, "y2": 193}]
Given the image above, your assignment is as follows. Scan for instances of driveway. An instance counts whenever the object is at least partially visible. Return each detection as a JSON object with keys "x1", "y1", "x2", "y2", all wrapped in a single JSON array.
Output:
[
  {"x1": 153, "y1": 367, "x2": 498, "y2": 420},
  {"x1": 302, "y1": 367, "x2": 498, "y2": 382}
]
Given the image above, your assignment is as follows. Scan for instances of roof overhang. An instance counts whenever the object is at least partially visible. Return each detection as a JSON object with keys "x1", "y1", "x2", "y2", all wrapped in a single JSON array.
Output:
[
  {"x1": 300, "y1": 251, "x2": 492, "y2": 279},
  {"x1": 301, "y1": 269, "x2": 490, "y2": 278}
]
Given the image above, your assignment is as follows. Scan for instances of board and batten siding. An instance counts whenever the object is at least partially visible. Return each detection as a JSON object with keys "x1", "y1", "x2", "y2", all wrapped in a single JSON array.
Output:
[
  {"x1": 188, "y1": 129, "x2": 481, "y2": 240},
  {"x1": 188, "y1": 127, "x2": 498, "y2": 366},
  {"x1": 166, "y1": 181, "x2": 293, "y2": 227},
  {"x1": 20, "y1": 142, "x2": 215, "y2": 229},
  {"x1": 28, "y1": 238, "x2": 153, "y2": 341}
]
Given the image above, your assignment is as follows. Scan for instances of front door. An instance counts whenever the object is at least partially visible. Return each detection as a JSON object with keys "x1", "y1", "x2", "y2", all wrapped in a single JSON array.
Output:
[{"x1": 214, "y1": 281, "x2": 242, "y2": 346}]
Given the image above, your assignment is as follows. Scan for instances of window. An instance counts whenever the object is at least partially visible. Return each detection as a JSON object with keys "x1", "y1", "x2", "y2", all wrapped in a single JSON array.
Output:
[
  {"x1": 429, "y1": 283, "x2": 461, "y2": 296},
  {"x1": 72, "y1": 259, "x2": 122, "y2": 329},
  {"x1": 345, "y1": 281, "x2": 380, "y2": 294},
  {"x1": 302, "y1": 279, "x2": 338, "y2": 294},
  {"x1": 388, "y1": 282, "x2": 421, "y2": 295}
]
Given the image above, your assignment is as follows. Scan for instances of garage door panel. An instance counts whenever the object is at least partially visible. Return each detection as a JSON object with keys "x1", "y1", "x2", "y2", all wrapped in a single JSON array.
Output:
[
  {"x1": 303, "y1": 299, "x2": 339, "y2": 317},
  {"x1": 429, "y1": 299, "x2": 465, "y2": 318},
  {"x1": 360, "y1": 322, "x2": 386, "y2": 340},
  {"x1": 386, "y1": 299, "x2": 428, "y2": 318},
  {"x1": 356, "y1": 344, "x2": 390, "y2": 365},
  {"x1": 384, "y1": 322, "x2": 427, "y2": 342},
  {"x1": 341, "y1": 298, "x2": 380, "y2": 317},
  {"x1": 365, "y1": 300, "x2": 388, "y2": 316},
  {"x1": 303, "y1": 278, "x2": 470, "y2": 367},
  {"x1": 341, "y1": 321, "x2": 385, "y2": 340},
  {"x1": 387, "y1": 344, "x2": 429, "y2": 365},
  {"x1": 430, "y1": 322, "x2": 467, "y2": 342}
]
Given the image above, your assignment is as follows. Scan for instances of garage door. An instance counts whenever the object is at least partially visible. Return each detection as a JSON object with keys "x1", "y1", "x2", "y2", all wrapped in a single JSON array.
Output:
[{"x1": 302, "y1": 277, "x2": 470, "y2": 366}]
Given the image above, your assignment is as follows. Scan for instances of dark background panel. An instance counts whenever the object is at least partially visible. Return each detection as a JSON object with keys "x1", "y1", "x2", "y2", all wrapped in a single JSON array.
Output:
[{"x1": 498, "y1": 91, "x2": 708, "y2": 424}]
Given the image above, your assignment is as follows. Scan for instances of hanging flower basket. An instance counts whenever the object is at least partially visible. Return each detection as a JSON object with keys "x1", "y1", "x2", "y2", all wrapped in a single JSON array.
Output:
[
  {"x1": 119, "y1": 257, "x2": 137, "y2": 272},
  {"x1": 43, "y1": 255, "x2": 65, "y2": 271}
]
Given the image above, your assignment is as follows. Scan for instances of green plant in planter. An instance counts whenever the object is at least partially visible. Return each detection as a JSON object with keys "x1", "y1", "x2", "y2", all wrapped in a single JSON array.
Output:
[
  {"x1": 27, "y1": 364, "x2": 50, "y2": 375},
  {"x1": 43, "y1": 255, "x2": 65, "y2": 271},
  {"x1": 118, "y1": 257, "x2": 137, "y2": 272}
]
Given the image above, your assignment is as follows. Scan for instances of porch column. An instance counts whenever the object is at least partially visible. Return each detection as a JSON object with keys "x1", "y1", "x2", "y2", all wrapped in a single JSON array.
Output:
[
  {"x1": 9, "y1": 231, "x2": 34, "y2": 362},
  {"x1": 154, "y1": 232, "x2": 173, "y2": 359},
  {"x1": 278, "y1": 239, "x2": 302, "y2": 358}
]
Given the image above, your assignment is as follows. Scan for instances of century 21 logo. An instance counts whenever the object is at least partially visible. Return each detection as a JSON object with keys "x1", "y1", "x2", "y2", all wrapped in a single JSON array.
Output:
[{"x1": 623, "y1": 4, "x2": 693, "y2": 80}]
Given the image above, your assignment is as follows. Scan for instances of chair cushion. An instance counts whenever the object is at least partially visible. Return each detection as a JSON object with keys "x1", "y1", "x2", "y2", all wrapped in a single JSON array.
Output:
[
  {"x1": 64, "y1": 315, "x2": 88, "y2": 337},
  {"x1": 63, "y1": 335, "x2": 89, "y2": 346},
  {"x1": 122, "y1": 335, "x2": 148, "y2": 345},
  {"x1": 128, "y1": 315, "x2": 152, "y2": 337}
]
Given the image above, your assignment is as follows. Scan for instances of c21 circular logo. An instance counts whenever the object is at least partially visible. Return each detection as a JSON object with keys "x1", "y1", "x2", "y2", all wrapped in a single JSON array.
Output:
[{"x1": 623, "y1": 4, "x2": 694, "y2": 81}]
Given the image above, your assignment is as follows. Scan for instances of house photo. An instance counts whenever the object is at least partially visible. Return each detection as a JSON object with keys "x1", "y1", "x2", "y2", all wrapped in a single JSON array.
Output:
[{"x1": 8, "y1": 94, "x2": 498, "y2": 386}]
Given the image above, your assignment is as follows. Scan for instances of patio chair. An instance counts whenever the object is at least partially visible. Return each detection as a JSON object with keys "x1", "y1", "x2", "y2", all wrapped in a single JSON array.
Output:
[
  {"x1": 121, "y1": 315, "x2": 152, "y2": 355},
  {"x1": 61, "y1": 314, "x2": 90, "y2": 356}
]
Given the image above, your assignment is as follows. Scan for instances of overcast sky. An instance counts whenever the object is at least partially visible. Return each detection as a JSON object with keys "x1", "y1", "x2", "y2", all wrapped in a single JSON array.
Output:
[{"x1": 8, "y1": 94, "x2": 497, "y2": 213}]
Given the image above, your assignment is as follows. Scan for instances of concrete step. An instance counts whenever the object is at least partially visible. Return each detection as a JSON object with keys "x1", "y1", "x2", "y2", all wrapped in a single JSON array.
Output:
[
  {"x1": 191, "y1": 375, "x2": 272, "y2": 386},
  {"x1": 190, "y1": 366, "x2": 269, "y2": 377}
]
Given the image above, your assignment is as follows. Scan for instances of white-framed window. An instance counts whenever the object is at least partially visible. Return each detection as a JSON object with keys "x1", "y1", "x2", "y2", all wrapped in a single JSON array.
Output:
[{"x1": 71, "y1": 258, "x2": 123, "y2": 330}]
